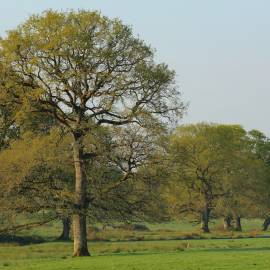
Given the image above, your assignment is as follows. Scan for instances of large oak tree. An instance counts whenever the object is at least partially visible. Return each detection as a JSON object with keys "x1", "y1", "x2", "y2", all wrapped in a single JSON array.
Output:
[{"x1": 0, "y1": 10, "x2": 185, "y2": 256}]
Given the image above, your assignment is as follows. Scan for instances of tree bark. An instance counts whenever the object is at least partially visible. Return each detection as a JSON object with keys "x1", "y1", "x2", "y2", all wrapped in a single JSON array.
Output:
[
  {"x1": 234, "y1": 215, "x2": 242, "y2": 231},
  {"x1": 262, "y1": 217, "x2": 270, "y2": 231},
  {"x1": 223, "y1": 216, "x2": 233, "y2": 231},
  {"x1": 72, "y1": 133, "x2": 90, "y2": 256},
  {"x1": 58, "y1": 217, "x2": 71, "y2": 241},
  {"x1": 200, "y1": 206, "x2": 210, "y2": 233}
]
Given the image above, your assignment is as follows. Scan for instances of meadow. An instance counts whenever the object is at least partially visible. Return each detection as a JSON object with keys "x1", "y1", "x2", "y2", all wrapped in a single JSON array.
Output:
[{"x1": 1, "y1": 219, "x2": 270, "y2": 270}]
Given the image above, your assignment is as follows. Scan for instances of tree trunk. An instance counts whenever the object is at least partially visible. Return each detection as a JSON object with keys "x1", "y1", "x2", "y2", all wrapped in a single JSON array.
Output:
[
  {"x1": 234, "y1": 215, "x2": 242, "y2": 231},
  {"x1": 58, "y1": 217, "x2": 71, "y2": 241},
  {"x1": 262, "y1": 217, "x2": 270, "y2": 231},
  {"x1": 223, "y1": 216, "x2": 232, "y2": 231},
  {"x1": 72, "y1": 133, "x2": 90, "y2": 257},
  {"x1": 200, "y1": 206, "x2": 210, "y2": 233}
]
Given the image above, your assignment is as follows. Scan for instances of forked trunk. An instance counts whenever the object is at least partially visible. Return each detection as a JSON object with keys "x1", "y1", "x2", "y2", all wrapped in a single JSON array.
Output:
[
  {"x1": 72, "y1": 133, "x2": 90, "y2": 257},
  {"x1": 262, "y1": 217, "x2": 270, "y2": 231},
  {"x1": 58, "y1": 217, "x2": 71, "y2": 241},
  {"x1": 234, "y1": 215, "x2": 242, "y2": 231},
  {"x1": 223, "y1": 216, "x2": 233, "y2": 231},
  {"x1": 200, "y1": 206, "x2": 211, "y2": 233}
]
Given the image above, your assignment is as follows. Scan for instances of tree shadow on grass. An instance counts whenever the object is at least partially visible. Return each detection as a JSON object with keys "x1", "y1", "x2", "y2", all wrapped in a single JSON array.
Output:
[{"x1": 0, "y1": 234, "x2": 45, "y2": 245}]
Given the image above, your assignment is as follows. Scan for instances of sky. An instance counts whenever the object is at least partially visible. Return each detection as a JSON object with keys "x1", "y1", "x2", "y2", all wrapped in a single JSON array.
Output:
[{"x1": 1, "y1": 0, "x2": 270, "y2": 134}]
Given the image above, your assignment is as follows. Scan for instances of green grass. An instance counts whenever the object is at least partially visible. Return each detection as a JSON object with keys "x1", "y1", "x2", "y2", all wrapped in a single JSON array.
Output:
[
  {"x1": 2, "y1": 219, "x2": 270, "y2": 269},
  {"x1": 1, "y1": 238, "x2": 270, "y2": 269}
]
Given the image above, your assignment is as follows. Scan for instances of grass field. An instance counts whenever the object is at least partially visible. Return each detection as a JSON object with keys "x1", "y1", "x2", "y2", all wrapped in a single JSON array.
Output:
[{"x1": 1, "y1": 219, "x2": 270, "y2": 269}]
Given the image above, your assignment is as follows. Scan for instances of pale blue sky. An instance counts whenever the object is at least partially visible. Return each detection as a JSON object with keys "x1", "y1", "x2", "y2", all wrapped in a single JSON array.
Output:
[{"x1": 1, "y1": 0, "x2": 270, "y2": 134}]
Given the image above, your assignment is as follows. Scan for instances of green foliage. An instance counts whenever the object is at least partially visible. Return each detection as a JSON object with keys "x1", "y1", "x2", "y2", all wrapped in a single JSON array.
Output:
[
  {"x1": 246, "y1": 130, "x2": 270, "y2": 217},
  {"x1": 165, "y1": 123, "x2": 268, "y2": 226},
  {"x1": 0, "y1": 10, "x2": 185, "y2": 131},
  {"x1": 0, "y1": 129, "x2": 74, "y2": 233},
  {"x1": 0, "y1": 62, "x2": 20, "y2": 149}
]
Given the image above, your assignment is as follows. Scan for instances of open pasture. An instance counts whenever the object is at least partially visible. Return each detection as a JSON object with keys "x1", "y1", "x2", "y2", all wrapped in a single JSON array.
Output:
[{"x1": 1, "y1": 220, "x2": 270, "y2": 270}]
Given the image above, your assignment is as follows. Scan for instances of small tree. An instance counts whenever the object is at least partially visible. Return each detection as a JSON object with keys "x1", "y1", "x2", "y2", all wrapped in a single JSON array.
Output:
[
  {"x1": 168, "y1": 123, "x2": 248, "y2": 232},
  {"x1": 88, "y1": 125, "x2": 168, "y2": 223},
  {"x1": 1, "y1": 10, "x2": 185, "y2": 255}
]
